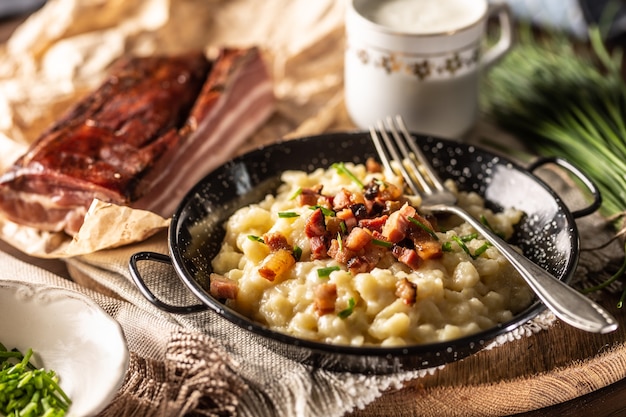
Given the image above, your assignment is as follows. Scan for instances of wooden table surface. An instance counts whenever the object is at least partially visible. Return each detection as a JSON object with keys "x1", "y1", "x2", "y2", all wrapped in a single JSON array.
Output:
[{"x1": 2, "y1": 9, "x2": 626, "y2": 417}]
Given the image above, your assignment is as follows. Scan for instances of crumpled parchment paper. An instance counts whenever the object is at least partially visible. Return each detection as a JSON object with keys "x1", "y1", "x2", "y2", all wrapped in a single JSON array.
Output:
[{"x1": 0, "y1": 0, "x2": 352, "y2": 258}]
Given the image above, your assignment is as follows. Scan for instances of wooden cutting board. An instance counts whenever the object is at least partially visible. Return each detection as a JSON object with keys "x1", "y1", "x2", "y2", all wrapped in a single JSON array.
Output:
[{"x1": 351, "y1": 293, "x2": 626, "y2": 417}]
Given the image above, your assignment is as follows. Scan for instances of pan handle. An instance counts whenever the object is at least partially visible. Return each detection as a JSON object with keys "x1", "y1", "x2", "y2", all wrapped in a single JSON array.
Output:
[
  {"x1": 128, "y1": 251, "x2": 208, "y2": 314},
  {"x1": 527, "y1": 156, "x2": 602, "y2": 219}
]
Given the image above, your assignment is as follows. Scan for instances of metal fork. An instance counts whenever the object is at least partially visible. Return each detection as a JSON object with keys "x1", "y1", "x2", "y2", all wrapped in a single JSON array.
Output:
[{"x1": 370, "y1": 115, "x2": 617, "y2": 334}]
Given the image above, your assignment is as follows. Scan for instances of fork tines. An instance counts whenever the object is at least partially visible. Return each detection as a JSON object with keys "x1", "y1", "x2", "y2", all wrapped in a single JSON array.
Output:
[{"x1": 369, "y1": 115, "x2": 442, "y2": 196}]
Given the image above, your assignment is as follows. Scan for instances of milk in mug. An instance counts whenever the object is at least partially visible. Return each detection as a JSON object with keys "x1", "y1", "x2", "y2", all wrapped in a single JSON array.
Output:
[{"x1": 360, "y1": 0, "x2": 487, "y2": 34}]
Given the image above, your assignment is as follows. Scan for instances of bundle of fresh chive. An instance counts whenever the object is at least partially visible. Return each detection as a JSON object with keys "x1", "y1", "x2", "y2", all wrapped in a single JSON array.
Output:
[
  {"x1": 484, "y1": 26, "x2": 626, "y2": 225},
  {"x1": 482, "y1": 25, "x2": 626, "y2": 304}
]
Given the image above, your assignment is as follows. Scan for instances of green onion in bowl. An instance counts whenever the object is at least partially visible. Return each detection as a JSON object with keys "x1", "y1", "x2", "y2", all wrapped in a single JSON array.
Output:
[{"x1": 0, "y1": 344, "x2": 72, "y2": 417}]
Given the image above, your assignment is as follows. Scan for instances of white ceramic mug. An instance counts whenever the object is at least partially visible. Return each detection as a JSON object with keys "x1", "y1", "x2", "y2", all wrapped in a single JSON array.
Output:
[{"x1": 344, "y1": 0, "x2": 514, "y2": 139}]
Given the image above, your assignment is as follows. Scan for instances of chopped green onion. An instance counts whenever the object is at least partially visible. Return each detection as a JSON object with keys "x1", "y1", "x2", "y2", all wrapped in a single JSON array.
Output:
[
  {"x1": 339, "y1": 221, "x2": 347, "y2": 234},
  {"x1": 446, "y1": 233, "x2": 490, "y2": 257},
  {"x1": 460, "y1": 233, "x2": 479, "y2": 242},
  {"x1": 479, "y1": 215, "x2": 504, "y2": 239},
  {"x1": 338, "y1": 298, "x2": 356, "y2": 319},
  {"x1": 332, "y1": 162, "x2": 364, "y2": 188},
  {"x1": 317, "y1": 266, "x2": 340, "y2": 278},
  {"x1": 408, "y1": 216, "x2": 439, "y2": 240},
  {"x1": 0, "y1": 351, "x2": 22, "y2": 360},
  {"x1": 0, "y1": 346, "x2": 72, "y2": 416},
  {"x1": 278, "y1": 211, "x2": 299, "y2": 218},
  {"x1": 451, "y1": 236, "x2": 472, "y2": 257},
  {"x1": 371, "y1": 238, "x2": 393, "y2": 248},
  {"x1": 292, "y1": 246, "x2": 303, "y2": 261},
  {"x1": 337, "y1": 232, "x2": 344, "y2": 251},
  {"x1": 449, "y1": 236, "x2": 490, "y2": 259},
  {"x1": 289, "y1": 187, "x2": 303, "y2": 200},
  {"x1": 247, "y1": 235, "x2": 264, "y2": 243},
  {"x1": 473, "y1": 242, "x2": 492, "y2": 257},
  {"x1": 310, "y1": 205, "x2": 335, "y2": 217},
  {"x1": 21, "y1": 402, "x2": 38, "y2": 416}
]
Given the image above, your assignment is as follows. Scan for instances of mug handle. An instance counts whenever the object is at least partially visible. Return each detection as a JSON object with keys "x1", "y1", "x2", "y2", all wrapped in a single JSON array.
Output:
[{"x1": 481, "y1": 2, "x2": 514, "y2": 70}]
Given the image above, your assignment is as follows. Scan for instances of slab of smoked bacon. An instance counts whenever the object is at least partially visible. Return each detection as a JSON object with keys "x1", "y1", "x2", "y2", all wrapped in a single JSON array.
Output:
[{"x1": 0, "y1": 47, "x2": 274, "y2": 235}]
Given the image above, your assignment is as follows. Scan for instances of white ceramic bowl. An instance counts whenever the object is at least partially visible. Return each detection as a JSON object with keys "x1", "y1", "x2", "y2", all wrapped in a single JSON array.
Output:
[{"x1": 0, "y1": 280, "x2": 129, "y2": 417}]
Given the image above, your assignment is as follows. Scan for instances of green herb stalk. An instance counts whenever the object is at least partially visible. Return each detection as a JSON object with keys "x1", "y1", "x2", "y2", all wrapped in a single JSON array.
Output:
[{"x1": 484, "y1": 26, "x2": 626, "y2": 225}]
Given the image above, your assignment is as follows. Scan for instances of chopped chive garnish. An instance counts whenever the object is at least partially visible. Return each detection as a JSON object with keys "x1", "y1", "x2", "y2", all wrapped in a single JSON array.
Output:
[
  {"x1": 480, "y1": 215, "x2": 505, "y2": 238},
  {"x1": 248, "y1": 235, "x2": 264, "y2": 243},
  {"x1": 473, "y1": 242, "x2": 492, "y2": 257},
  {"x1": 451, "y1": 236, "x2": 472, "y2": 257},
  {"x1": 278, "y1": 211, "x2": 299, "y2": 218},
  {"x1": 442, "y1": 241, "x2": 453, "y2": 252},
  {"x1": 0, "y1": 346, "x2": 72, "y2": 415},
  {"x1": 372, "y1": 238, "x2": 392, "y2": 248},
  {"x1": 340, "y1": 221, "x2": 347, "y2": 234},
  {"x1": 460, "y1": 233, "x2": 479, "y2": 242},
  {"x1": 332, "y1": 162, "x2": 364, "y2": 188},
  {"x1": 450, "y1": 236, "x2": 491, "y2": 259},
  {"x1": 293, "y1": 245, "x2": 302, "y2": 261},
  {"x1": 479, "y1": 215, "x2": 490, "y2": 227},
  {"x1": 0, "y1": 351, "x2": 22, "y2": 359},
  {"x1": 289, "y1": 187, "x2": 303, "y2": 200},
  {"x1": 337, "y1": 232, "x2": 344, "y2": 251},
  {"x1": 310, "y1": 205, "x2": 335, "y2": 217},
  {"x1": 408, "y1": 216, "x2": 439, "y2": 240},
  {"x1": 317, "y1": 266, "x2": 340, "y2": 278},
  {"x1": 338, "y1": 298, "x2": 356, "y2": 319}
]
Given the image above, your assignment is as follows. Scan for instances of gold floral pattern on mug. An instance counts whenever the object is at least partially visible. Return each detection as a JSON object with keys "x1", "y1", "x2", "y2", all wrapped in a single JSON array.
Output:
[
  {"x1": 351, "y1": 46, "x2": 481, "y2": 80},
  {"x1": 410, "y1": 60, "x2": 431, "y2": 80},
  {"x1": 442, "y1": 53, "x2": 463, "y2": 74},
  {"x1": 356, "y1": 49, "x2": 369, "y2": 65},
  {"x1": 376, "y1": 53, "x2": 403, "y2": 74}
]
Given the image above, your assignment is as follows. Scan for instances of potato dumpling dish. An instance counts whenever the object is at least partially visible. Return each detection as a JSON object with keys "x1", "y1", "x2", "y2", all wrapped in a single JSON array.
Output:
[{"x1": 210, "y1": 160, "x2": 533, "y2": 347}]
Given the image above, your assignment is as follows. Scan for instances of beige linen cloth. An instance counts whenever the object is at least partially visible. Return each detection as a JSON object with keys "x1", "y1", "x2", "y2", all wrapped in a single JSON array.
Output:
[{"x1": 0, "y1": 0, "x2": 623, "y2": 416}]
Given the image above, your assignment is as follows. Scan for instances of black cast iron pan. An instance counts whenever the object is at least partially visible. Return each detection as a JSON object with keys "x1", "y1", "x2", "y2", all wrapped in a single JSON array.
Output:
[{"x1": 129, "y1": 131, "x2": 600, "y2": 374}]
